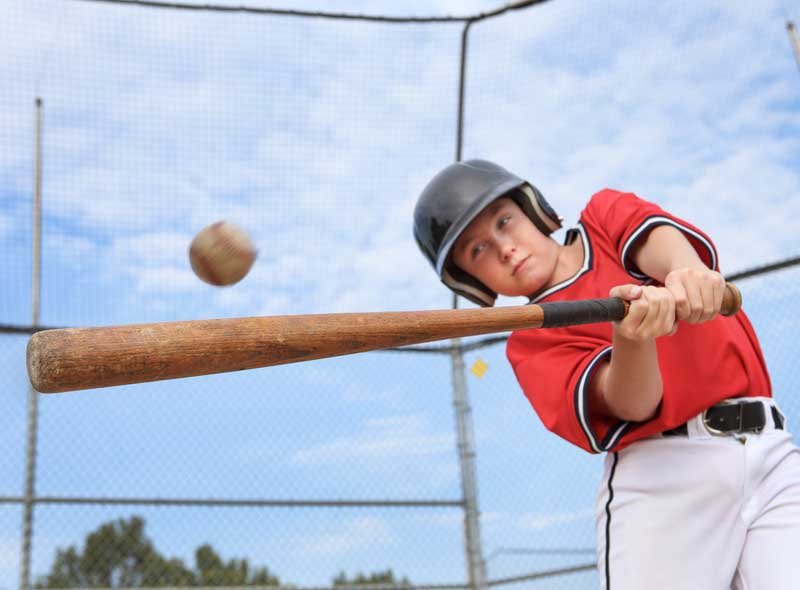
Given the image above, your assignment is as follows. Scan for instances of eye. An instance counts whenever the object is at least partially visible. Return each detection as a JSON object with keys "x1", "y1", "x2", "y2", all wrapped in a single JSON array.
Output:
[
  {"x1": 497, "y1": 215, "x2": 511, "y2": 229},
  {"x1": 471, "y1": 242, "x2": 486, "y2": 259}
]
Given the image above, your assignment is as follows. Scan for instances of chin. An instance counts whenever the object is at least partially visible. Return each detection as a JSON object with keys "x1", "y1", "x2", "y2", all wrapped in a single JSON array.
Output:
[{"x1": 519, "y1": 273, "x2": 547, "y2": 294}]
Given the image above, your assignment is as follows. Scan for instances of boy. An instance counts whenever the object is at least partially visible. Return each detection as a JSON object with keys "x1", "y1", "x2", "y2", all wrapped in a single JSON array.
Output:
[{"x1": 413, "y1": 159, "x2": 800, "y2": 589}]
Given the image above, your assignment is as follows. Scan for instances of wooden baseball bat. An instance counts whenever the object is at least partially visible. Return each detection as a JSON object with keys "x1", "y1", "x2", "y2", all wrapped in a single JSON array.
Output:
[{"x1": 27, "y1": 283, "x2": 742, "y2": 394}]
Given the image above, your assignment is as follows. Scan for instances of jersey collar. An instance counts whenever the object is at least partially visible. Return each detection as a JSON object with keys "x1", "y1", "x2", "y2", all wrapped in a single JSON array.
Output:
[{"x1": 527, "y1": 222, "x2": 592, "y2": 304}]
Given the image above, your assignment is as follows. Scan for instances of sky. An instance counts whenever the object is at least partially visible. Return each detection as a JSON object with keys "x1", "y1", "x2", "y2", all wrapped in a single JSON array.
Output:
[{"x1": 1, "y1": 0, "x2": 800, "y2": 589}]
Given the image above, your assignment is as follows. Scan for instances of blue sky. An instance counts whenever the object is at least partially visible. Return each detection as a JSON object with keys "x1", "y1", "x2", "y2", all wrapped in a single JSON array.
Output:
[{"x1": 2, "y1": 0, "x2": 800, "y2": 588}]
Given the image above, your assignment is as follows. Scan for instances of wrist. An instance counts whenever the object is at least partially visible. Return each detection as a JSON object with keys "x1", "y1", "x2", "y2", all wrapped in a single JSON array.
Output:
[
  {"x1": 667, "y1": 262, "x2": 711, "y2": 276},
  {"x1": 612, "y1": 324, "x2": 657, "y2": 346}
]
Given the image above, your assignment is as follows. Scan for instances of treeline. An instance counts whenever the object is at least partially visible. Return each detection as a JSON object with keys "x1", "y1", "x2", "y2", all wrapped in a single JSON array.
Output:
[{"x1": 36, "y1": 516, "x2": 410, "y2": 589}]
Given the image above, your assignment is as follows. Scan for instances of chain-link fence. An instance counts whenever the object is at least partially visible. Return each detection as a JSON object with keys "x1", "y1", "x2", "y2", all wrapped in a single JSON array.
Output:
[{"x1": 2, "y1": 1, "x2": 799, "y2": 590}]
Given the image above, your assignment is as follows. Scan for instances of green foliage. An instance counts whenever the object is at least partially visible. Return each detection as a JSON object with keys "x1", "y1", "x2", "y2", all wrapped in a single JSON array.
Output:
[
  {"x1": 193, "y1": 543, "x2": 278, "y2": 587},
  {"x1": 35, "y1": 516, "x2": 279, "y2": 588},
  {"x1": 35, "y1": 515, "x2": 410, "y2": 590},
  {"x1": 332, "y1": 569, "x2": 411, "y2": 589}
]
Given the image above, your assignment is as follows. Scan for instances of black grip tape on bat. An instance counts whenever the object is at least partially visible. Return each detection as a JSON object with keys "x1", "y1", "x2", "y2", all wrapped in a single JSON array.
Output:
[{"x1": 539, "y1": 298, "x2": 628, "y2": 328}]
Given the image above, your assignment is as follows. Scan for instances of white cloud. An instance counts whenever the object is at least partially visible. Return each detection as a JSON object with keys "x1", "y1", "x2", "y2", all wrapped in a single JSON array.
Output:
[
  {"x1": 2, "y1": 0, "x2": 798, "y2": 322},
  {"x1": 292, "y1": 414, "x2": 454, "y2": 464},
  {"x1": 45, "y1": 231, "x2": 98, "y2": 260},
  {"x1": 295, "y1": 516, "x2": 394, "y2": 557},
  {"x1": 130, "y1": 266, "x2": 200, "y2": 293},
  {"x1": 212, "y1": 285, "x2": 257, "y2": 308},
  {"x1": 423, "y1": 508, "x2": 597, "y2": 540},
  {"x1": 103, "y1": 232, "x2": 207, "y2": 293},
  {"x1": 0, "y1": 215, "x2": 11, "y2": 240},
  {"x1": 110, "y1": 232, "x2": 193, "y2": 266},
  {"x1": 517, "y1": 508, "x2": 595, "y2": 531},
  {"x1": 0, "y1": 537, "x2": 17, "y2": 570}
]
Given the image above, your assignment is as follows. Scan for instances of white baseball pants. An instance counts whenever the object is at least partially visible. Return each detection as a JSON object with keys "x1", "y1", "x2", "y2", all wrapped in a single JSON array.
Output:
[{"x1": 595, "y1": 398, "x2": 800, "y2": 589}]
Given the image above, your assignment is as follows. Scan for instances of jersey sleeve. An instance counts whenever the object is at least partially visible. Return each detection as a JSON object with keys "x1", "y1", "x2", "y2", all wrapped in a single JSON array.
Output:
[
  {"x1": 585, "y1": 189, "x2": 719, "y2": 280},
  {"x1": 506, "y1": 327, "x2": 631, "y2": 454}
]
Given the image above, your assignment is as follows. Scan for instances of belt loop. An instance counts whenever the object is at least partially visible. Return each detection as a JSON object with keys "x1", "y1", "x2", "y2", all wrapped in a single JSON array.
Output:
[{"x1": 771, "y1": 405, "x2": 786, "y2": 430}]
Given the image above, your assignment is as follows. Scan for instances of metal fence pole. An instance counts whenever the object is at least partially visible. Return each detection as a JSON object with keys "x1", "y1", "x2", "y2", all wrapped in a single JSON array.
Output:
[
  {"x1": 449, "y1": 328, "x2": 488, "y2": 590},
  {"x1": 451, "y1": 20, "x2": 488, "y2": 589},
  {"x1": 20, "y1": 96, "x2": 43, "y2": 590},
  {"x1": 788, "y1": 21, "x2": 800, "y2": 75}
]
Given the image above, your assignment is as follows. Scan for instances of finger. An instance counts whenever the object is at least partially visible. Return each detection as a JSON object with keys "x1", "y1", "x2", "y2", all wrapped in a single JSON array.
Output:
[
  {"x1": 638, "y1": 287, "x2": 664, "y2": 339},
  {"x1": 699, "y1": 277, "x2": 717, "y2": 322},
  {"x1": 665, "y1": 277, "x2": 690, "y2": 322},
  {"x1": 659, "y1": 290, "x2": 677, "y2": 335},
  {"x1": 712, "y1": 274, "x2": 725, "y2": 318},
  {"x1": 609, "y1": 284, "x2": 643, "y2": 301},
  {"x1": 705, "y1": 273, "x2": 725, "y2": 320},
  {"x1": 684, "y1": 277, "x2": 704, "y2": 323},
  {"x1": 653, "y1": 289, "x2": 674, "y2": 339},
  {"x1": 616, "y1": 294, "x2": 648, "y2": 338}
]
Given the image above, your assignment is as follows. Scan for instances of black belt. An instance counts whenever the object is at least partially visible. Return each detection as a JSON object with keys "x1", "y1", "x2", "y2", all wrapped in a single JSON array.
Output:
[{"x1": 663, "y1": 401, "x2": 785, "y2": 437}]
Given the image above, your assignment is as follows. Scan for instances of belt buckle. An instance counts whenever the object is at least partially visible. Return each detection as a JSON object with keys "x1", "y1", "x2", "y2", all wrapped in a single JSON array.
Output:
[
  {"x1": 702, "y1": 401, "x2": 739, "y2": 436},
  {"x1": 703, "y1": 400, "x2": 766, "y2": 436}
]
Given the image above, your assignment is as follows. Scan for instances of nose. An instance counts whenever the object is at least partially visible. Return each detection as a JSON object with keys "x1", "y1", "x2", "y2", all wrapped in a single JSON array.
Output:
[{"x1": 499, "y1": 239, "x2": 516, "y2": 262}]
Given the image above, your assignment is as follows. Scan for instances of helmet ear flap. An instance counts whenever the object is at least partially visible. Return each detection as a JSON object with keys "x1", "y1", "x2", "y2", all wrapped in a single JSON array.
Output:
[
  {"x1": 511, "y1": 184, "x2": 563, "y2": 236},
  {"x1": 442, "y1": 264, "x2": 497, "y2": 307}
]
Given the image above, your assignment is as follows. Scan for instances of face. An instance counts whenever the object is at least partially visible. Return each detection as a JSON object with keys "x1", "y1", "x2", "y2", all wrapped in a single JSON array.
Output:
[{"x1": 451, "y1": 197, "x2": 559, "y2": 298}]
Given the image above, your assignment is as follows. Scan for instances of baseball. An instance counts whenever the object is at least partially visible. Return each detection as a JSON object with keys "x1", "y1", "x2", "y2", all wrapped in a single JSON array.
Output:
[{"x1": 189, "y1": 221, "x2": 257, "y2": 286}]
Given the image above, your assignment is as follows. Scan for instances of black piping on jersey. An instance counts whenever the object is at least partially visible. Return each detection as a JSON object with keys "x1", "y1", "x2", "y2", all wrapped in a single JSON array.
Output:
[
  {"x1": 574, "y1": 346, "x2": 630, "y2": 453},
  {"x1": 604, "y1": 452, "x2": 619, "y2": 590},
  {"x1": 620, "y1": 215, "x2": 718, "y2": 280},
  {"x1": 529, "y1": 222, "x2": 593, "y2": 304}
]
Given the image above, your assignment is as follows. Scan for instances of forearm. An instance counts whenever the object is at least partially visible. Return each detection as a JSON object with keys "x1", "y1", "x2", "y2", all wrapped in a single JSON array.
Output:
[
  {"x1": 632, "y1": 225, "x2": 708, "y2": 282},
  {"x1": 591, "y1": 335, "x2": 662, "y2": 422}
]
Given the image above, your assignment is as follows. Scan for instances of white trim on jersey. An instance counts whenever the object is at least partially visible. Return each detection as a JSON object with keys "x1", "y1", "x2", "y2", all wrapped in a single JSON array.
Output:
[
  {"x1": 575, "y1": 346, "x2": 630, "y2": 453},
  {"x1": 620, "y1": 216, "x2": 718, "y2": 280},
  {"x1": 530, "y1": 223, "x2": 592, "y2": 304}
]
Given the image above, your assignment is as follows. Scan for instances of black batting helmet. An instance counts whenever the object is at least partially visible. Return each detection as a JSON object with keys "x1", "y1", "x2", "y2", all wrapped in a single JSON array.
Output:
[{"x1": 413, "y1": 159, "x2": 562, "y2": 307}]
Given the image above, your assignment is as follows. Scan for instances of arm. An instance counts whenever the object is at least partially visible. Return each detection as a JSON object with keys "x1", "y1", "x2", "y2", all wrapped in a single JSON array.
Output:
[
  {"x1": 630, "y1": 225, "x2": 725, "y2": 322},
  {"x1": 589, "y1": 284, "x2": 675, "y2": 421},
  {"x1": 590, "y1": 225, "x2": 724, "y2": 422}
]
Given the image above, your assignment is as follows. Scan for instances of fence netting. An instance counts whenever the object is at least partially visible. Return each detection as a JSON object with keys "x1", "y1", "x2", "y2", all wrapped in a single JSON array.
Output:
[{"x1": 2, "y1": 1, "x2": 798, "y2": 590}]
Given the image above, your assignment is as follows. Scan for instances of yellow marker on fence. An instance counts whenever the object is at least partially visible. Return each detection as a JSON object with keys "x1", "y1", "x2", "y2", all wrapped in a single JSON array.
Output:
[{"x1": 470, "y1": 358, "x2": 488, "y2": 379}]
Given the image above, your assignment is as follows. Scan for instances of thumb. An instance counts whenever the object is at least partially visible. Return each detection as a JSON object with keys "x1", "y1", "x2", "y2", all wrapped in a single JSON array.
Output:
[{"x1": 609, "y1": 284, "x2": 643, "y2": 301}]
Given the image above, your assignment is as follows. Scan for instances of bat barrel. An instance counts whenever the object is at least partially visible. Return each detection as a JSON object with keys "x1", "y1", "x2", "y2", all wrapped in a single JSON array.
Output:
[{"x1": 26, "y1": 306, "x2": 549, "y2": 394}]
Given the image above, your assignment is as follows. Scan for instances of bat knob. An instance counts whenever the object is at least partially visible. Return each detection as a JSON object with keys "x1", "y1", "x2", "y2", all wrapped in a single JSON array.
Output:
[{"x1": 721, "y1": 282, "x2": 742, "y2": 317}]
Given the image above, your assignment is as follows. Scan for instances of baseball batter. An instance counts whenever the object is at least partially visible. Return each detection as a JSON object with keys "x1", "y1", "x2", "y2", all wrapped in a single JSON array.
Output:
[{"x1": 413, "y1": 159, "x2": 800, "y2": 589}]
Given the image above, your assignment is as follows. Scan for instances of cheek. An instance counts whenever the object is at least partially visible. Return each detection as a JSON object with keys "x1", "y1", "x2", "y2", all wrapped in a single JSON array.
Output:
[{"x1": 456, "y1": 255, "x2": 479, "y2": 277}]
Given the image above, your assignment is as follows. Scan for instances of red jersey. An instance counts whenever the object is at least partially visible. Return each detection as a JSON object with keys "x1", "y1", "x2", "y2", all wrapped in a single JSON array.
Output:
[{"x1": 506, "y1": 189, "x2": 772, "y2": 454}]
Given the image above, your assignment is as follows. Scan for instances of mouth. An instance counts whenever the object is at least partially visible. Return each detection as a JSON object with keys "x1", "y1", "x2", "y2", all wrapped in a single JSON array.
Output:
[{"x1": 512, "y1": 255, "x2": 531, "y2": 277}]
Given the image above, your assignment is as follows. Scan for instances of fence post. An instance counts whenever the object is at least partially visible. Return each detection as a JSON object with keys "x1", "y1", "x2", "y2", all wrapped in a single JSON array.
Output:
[
  {"x1": 20, "y1": 96, "x2": 43, "y2": 590},
  {"x1": 450, "y1": 331, "x2": 489, "y2": 590},
  {"x1": 452, "y1": 19, "x2": 488, "y2": 590}
]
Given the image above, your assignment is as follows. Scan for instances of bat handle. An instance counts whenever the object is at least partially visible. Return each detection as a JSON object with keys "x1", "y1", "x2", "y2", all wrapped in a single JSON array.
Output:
[
  {"x1": 537, "y1": 281, "x2": 741, "y2": 329},
  {"x1": 618, "y1": 281, "x2": 742, "y2": 318}
]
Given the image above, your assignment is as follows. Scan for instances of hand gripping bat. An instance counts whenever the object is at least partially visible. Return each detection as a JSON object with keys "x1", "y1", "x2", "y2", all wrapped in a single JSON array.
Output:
[{"x1": 27, "y1": 283, "x2": 742, "y2": 393}]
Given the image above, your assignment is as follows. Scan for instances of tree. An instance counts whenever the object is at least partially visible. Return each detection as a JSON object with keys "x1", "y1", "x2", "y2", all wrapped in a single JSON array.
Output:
[
  {"x1": 194, "y1": 543, "x2": 279, "y2": 587},
  {"x1": 332, "y1": 569, "x2": 411, "y2": 589},
  {"x1": 36, "y1": 516, "x2": 279, "y2": 588}
]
